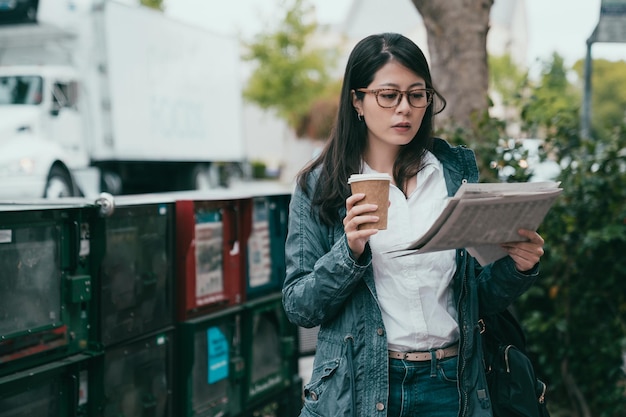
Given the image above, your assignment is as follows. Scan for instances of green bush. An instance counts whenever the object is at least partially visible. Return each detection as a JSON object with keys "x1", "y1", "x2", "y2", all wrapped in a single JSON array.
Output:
[
  {"x1": 439, "y1": 113, "x2": 626, "y2": 415},
  {"x1": 516, "y1": 124, "x2": 626, "y2": 416}
]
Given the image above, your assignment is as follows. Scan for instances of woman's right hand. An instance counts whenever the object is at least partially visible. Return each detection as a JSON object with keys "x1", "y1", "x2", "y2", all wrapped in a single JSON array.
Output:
[{"x1": 343, "y1": 193, "x2": 379, "y2": 259}]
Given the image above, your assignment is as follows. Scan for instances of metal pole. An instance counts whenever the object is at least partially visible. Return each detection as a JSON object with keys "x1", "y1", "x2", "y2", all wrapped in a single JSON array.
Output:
[{"x1": 581, "y1": 40, "x2": 594, "y2": 140}]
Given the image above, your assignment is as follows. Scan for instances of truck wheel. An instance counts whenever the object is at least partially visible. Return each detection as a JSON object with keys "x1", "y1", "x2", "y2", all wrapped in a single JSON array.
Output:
[
  {"x1": 190, "y1": 164, "x2": 215, "y2": 190},
  {"x1": 24, "y1": 0, "x2": 38, "y2": 22},
  {"x1": 44, "y1": 166, "x2": 73, "y2": 198},
  {"x1": 101, "y1": 170, "x2": 123, "y2": 195},
  {"x1": 25, "y1": 6, "x2": 37, "y2": 22}
]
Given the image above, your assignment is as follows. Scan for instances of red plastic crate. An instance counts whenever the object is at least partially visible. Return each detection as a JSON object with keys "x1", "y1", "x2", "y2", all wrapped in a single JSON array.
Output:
[{"x1": 175, "y1": 193, "x2": 250, "y2": 320}]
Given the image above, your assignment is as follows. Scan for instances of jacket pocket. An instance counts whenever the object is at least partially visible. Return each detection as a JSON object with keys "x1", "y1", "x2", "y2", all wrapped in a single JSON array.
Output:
[
  {"x1": 302, "y1": 358, "x2": 341, "y2": 415},
  {"x1": 304, "y1": 358, "x2": 340, "y2": 400}
]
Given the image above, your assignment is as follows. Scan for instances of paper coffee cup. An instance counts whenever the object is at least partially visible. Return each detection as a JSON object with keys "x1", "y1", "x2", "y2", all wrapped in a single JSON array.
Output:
[{"x1": 348, "y1": 173, "x2": 392, "y2": 230}]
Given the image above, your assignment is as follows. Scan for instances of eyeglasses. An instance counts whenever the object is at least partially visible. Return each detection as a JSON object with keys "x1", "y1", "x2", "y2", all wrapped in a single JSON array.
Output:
[{"x1": 356, "y1": 88, "x2": 433, "y2": 109}]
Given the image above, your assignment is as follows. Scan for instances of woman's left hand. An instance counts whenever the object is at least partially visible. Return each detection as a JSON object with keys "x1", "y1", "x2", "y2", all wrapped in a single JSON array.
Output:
[{"x1": 500, "y1": 229, "x2": 545, "y2": 272}]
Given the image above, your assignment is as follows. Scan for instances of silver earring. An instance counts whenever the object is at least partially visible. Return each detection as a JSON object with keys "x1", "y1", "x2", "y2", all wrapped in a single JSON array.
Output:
[{"x1": 357, "y1": 113, "x2": 363, "y2": 121}]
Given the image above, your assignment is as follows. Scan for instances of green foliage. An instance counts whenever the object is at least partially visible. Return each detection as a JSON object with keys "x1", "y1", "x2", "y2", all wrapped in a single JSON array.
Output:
[
  {"x1": 487, "y1": 53, "x2": 626, "y2": 415},
  {"x1": 521, "y1": 53, "x2": 582, "y2": 143},
  {"x1": 516, "y1": 125, "x2": 626, "y2": 416},
  {"x1": 491, "y1": 138, "x2": 535, "y2": 182},
  {"x1": 573, "y1": 59, "x2": 626, "y2": 141},
  {"x1": 140, "y1": 0, "x2": 164, "y2": 11},
  {"x1": 250, "y1": 160, "x2": 268, "y2": 179},
  {"x1": 457, "y1": 52, "x2": 626, "y2": 414},
  {"x1": 488, "y1": 54, "x2": 528, "y2": 112},
  {"x1": 296, "y1": 90, "x2": 340, "y2": 139},
  {"x1": 242, "y1": 0, "x2": 338, "y2": 135},
  {"x1": 437, "y1": 109, "x2": 506, "y2": 183}
]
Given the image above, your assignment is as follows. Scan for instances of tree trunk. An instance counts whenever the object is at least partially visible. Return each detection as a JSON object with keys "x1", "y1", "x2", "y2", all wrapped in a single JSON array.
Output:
[{"x1": 412, "y1": 0, "x2": 492, "y2": 132}]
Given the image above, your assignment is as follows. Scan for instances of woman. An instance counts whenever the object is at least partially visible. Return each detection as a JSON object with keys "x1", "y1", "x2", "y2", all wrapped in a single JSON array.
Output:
[{"x1": 282, "y1": 33, "x2": 545, "y2": 417}]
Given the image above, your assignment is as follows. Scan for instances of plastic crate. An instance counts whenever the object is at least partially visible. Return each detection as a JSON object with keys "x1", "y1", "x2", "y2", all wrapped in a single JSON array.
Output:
[
  {"x1": 92, "y1": 329, "x2": 174, "y2": 417},
  {"x1": 0, "y1": 202, "x2": 98, "y2": 377},
  {"x1": 244, "y1": 193, "x2": 290, "y2": 300},
  {"x1": 241, "y1": 292, "x2": 298, "y2": 410},
  {"x1": 92, "y1": 195, "x2": 175, "y2": 347},
  {"x1": 175, "y1": 193, "x2": 248, "y2": 320},
  {"x1": 176, "y1": 305, "x2": 244, "y2": 417},
  {"x1": 0, "y1": 353, "x2": 95, "y2": 417}
]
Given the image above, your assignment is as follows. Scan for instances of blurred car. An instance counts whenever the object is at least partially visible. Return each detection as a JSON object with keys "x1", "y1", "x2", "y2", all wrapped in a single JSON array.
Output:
[{"x1": 0, "y1": 0, "x2": 39, "y2": 23}]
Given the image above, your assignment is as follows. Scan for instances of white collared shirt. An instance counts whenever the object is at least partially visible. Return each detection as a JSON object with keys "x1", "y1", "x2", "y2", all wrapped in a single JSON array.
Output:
[{"x1": 366, "y1": 152, "x2": 459, "y2": 351}]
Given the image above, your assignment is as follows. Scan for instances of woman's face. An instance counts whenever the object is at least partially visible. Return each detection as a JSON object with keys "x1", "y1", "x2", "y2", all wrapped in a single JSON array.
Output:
[{"x1": 352, "y1": 60, "x2": 429, "y2": 151}]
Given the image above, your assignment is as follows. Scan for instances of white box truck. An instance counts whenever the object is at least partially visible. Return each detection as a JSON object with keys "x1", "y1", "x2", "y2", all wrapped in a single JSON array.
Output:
[{"x1": 0, "y1": 0, "x2": 246, "y2": 198}]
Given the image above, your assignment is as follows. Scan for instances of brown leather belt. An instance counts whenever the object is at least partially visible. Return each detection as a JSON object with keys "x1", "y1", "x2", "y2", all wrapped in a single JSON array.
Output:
[{"x1": 388, "y1": 344, "x2": 458, "y2": 362}]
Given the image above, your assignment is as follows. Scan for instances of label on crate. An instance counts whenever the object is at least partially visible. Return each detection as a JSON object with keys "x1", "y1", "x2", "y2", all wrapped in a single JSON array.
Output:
[
  {"x1": 247, "y1": 219, "x2": 271, "y2": 288},
  {"x1": 79, "y1": 370, "x2": 89, "y2": 406},
  {"x1": 0, "y1": 229, "x2": 11, "y2": 243},
  {"x1": 195, "y1": 213, "x2": 224, "y2": 298},
  {"x1": 79, "y1": 223, "x2": 90, "y2": 257},
  {"x1": 207, "y1": 327, "x2": 229, "y2": 384}
]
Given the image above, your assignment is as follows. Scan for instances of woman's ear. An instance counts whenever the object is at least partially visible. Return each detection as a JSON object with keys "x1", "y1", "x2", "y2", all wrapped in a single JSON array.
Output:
[{"x1": 351, "y1": 90, "x2": 362, "y2": 115}]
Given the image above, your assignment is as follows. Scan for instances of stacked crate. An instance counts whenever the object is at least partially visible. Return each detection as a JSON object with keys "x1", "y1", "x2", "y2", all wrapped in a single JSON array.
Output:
[
  {"x1": 88, "y1": 195, "x2": 177, "y2": 417},
  {"x1": 174, "y1": 191, "x2": 248, "y2": 417},
  {"x1": 0, "y1": 185, "x2": 302, "y2": 417},
  {"x1": 173, "y1": 187, "x2": 300, "y2": 417},
  {"x1": 240, "y1": 190, "x2": 302, "y2": 416},
  {"x1": 0, "y1": 201, "x2": 99, "y2": 416}
]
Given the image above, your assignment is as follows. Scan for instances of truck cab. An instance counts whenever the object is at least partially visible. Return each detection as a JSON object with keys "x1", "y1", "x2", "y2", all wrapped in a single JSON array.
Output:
[{"x1": 0, "y1": 65, "x2": 88, "y2": 198}]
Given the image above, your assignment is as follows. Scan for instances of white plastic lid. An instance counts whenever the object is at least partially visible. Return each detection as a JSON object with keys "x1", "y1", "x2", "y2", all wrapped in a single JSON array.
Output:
[{"x1": 347, "y1": 173, "x2": 392, "y2": 184}]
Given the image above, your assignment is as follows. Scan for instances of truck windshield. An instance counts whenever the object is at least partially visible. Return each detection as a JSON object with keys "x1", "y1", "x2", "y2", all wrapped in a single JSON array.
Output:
[{"x1": 0, "y1": 75, "x2": 43, "y2": 105}]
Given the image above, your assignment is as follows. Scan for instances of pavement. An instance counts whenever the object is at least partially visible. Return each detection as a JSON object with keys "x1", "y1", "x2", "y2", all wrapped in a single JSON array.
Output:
[{"x1": 298, "y1": 355, "x2": 314, "y2": 387}]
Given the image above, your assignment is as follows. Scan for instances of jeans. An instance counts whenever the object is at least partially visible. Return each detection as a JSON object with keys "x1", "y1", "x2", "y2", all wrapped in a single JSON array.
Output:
[{"x1": 388, "y1": 355, "x2": 460, "y2": 417}]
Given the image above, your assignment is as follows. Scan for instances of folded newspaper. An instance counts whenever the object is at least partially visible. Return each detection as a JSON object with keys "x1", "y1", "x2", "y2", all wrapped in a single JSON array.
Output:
[{"x1": 386, "y1": 181, "x2": 563, "y2": 266}]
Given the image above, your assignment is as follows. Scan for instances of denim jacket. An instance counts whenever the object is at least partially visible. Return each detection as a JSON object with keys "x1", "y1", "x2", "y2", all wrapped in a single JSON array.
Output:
[{"x1": 283, "y1": 138, "x2": 539, "y2": 417}]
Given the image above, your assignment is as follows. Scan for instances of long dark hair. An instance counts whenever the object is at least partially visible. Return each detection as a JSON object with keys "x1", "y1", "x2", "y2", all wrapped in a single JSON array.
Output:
[{"x1": 297, "y1": 32, "x2": 446, "y2": 226}]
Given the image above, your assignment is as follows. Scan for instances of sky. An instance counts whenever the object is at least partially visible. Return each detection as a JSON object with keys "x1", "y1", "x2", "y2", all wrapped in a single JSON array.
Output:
[
  {"x1": 161, "y1": 0, "x2": 625, "y2": 68},
  {"x1": 524, "y1": 0, "x2": 624, "y2": 66}
]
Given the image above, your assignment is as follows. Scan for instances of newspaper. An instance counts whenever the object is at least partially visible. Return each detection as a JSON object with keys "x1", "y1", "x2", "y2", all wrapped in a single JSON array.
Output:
[{"x1": 387, "y1": 181, "x2": 563, "y2": 266}]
